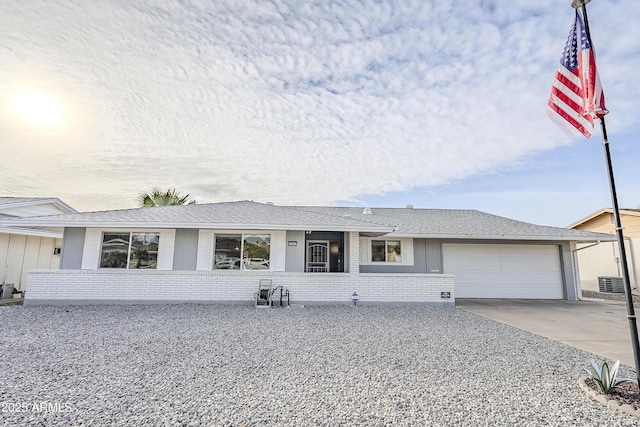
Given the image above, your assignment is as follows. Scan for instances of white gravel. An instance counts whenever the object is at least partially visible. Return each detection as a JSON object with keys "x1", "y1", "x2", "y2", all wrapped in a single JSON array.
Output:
[{"x1": 0, "y1": 304, "x2": 638, "y2": 426}]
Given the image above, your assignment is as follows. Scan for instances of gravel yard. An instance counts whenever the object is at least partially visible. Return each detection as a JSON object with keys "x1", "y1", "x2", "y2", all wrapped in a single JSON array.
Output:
[{"x1": 0, "y1": 304, "x2": 637, "y2": 426}]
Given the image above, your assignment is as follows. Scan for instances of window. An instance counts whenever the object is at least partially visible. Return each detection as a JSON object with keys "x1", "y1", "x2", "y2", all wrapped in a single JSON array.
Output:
[
  {"x1": 371, "y1": 239, "x2": 402, "y2": 263},
  {"x1": 100, "y1": 232, "x2": 160, "y2": 269},
  {"x1": 360, "y1": 238, "x2": 412, "y2": 266},
  {"x1": 214, "y1": 233, "x2": 271, "y2": 270}
]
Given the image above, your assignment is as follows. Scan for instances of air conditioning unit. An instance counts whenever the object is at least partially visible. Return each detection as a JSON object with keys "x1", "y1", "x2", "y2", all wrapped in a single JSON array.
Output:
[{"x1": 598, "y1": 276, "x2": 625, "y2": 293}]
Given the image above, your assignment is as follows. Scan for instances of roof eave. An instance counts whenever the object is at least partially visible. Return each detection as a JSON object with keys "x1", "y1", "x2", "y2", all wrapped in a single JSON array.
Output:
[
  {"x1": 567, "y1": 208, "x2": 611, "y2": 229},
  {"x1": 388, "y1": 233, "x2": 616, "y2": 242},
  {"x1": 53, "y1": 199, "x2": 80, "y2": 214},
  {"x1": 0, "y1": 198, "x2": 79, "y2": 214},
  {"x1": 0, "y1": 220, "x2": 395, "y2": 233},
  {"x1": 568, "y1": 208, "x2": 640, "y2": 229}
]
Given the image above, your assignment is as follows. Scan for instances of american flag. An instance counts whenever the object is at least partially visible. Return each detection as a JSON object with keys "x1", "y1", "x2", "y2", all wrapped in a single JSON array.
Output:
[{"x1": 548, "y1": 10, "x2": 608, "y2": 138}]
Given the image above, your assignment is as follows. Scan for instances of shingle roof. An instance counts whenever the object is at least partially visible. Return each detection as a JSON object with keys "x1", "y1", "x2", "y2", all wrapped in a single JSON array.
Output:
[
  {"x1": 0, "y1": 201, "x2": 395, "y2": 234},
  {"x1": 0, "y1": 201, "x2": 613, "y2": 242},
  {"x1": 294, "y1": 206, "x2": 614, "y2": 241}
]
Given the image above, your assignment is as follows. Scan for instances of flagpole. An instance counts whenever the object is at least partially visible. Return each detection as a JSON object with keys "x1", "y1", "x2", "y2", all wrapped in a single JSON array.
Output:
[{"x1": 572, "y1": 0, "x2": 640, "y2": 384}]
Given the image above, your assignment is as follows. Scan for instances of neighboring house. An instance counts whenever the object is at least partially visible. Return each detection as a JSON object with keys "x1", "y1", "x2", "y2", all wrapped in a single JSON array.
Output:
[
  {"x1": 569, "y1": 208, "x2": 640, "y2": 293},
  {"x1": 0, "y1": 201, "x2": 613, "y2": 305},
  {"x1": 0, "y1": 197, "x2": 78, "y2": 292}
]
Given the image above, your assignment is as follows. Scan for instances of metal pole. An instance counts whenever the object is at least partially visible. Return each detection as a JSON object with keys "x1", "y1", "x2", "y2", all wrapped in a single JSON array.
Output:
[
  {"x1": 574, "y1": 0, "x2": 640, "y2": 383},
  {"x1": 598, "y1": 118, "x2": 640, "y2": 384}
]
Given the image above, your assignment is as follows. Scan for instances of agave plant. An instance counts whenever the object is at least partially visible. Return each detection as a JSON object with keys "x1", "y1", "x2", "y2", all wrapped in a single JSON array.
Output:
[{"x1": 584, "y1": 359, "x2": 627, "y2": 394}]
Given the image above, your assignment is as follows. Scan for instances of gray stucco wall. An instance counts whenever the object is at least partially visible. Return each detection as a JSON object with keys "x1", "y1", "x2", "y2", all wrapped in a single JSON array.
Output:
[
  {"x1": 285, "y1": 230, "x2": 305, "y2": 272},
  {"x1": 60, "y1": 227, "x2": 86, "y2": 269},
  {"x1": 173, "y1": 229, "x2": 199, "y2": 271},
  {"x1": 425, "y1": 239, "x2": 443, "y2": 274}
]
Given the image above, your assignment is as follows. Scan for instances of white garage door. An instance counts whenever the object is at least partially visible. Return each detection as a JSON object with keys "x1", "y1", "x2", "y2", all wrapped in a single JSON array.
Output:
[{"x1": 442, "y1": 244, "x2": 564, "y2": 299}]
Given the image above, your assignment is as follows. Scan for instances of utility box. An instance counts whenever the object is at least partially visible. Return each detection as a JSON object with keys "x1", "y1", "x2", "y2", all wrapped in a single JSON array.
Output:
[
  {"x1": 598, "y1": 276, "x2": 625, "y2": 293},
  {"x1": 0, "y1": 284, "x2": 15, "y2": 299}
]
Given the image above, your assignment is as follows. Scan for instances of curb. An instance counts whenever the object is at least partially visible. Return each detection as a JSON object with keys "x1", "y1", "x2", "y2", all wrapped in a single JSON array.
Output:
[
  {"x1": 0, "y1": 298, "x2": 23, "y2": 306},
  {"x1": 578, "y1": 376, "x2": 640, "y2": 420}
]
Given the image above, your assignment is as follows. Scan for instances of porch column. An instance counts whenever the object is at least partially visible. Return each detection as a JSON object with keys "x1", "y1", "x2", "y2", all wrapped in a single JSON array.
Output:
[{"x1": 348, "y1": 231, "x2": 360, "y2": 275}]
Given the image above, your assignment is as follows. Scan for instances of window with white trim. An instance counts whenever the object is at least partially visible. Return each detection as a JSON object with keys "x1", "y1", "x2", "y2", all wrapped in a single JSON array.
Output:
[
  {"x1": 371, "y1": 239, "x2": 402, "y2": 263},
  {"x1": 100, "y1": 232, "x2": 160, "y2": 269},
  {"x1": 213, "y1": 233, "x2": 271, "y2": 270},
  {"x1": 360, "y1": 237, "x2": 413, "y2": 266}
]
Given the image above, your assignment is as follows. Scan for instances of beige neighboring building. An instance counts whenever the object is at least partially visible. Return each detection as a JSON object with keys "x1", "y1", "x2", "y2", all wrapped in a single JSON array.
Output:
[
  {"x1": 0, "y1": 197, "x2": 77, "y2": 293},
  {"x1": 569, "y1": 208, "x2": 640, "y2": 294}
]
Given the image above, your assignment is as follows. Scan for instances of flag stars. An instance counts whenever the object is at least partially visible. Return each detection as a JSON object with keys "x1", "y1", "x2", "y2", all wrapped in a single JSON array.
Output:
[
  {"x1": 560, "y1": 20, "x2": 581, "y2": 70},
  {"x1": 580, "y1": 33, "x2": 590, "y2": 50},
  {"x1": 562, "y1": 31, "x2": 578, "y2": 69}
]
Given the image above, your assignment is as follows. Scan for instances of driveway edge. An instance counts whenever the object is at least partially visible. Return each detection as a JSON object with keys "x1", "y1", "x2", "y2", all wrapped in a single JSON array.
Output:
[{"x1": 577, "y1": 376, "x2": 640, "y2": 420}]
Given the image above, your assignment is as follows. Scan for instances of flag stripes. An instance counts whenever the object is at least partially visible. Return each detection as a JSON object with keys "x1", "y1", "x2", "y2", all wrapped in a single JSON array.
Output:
[
  {"x1": 549, "y1": 69, "x2": 593, "y2": 137},
  {"x1": 548, "y1": 10, "x2": 608, "y2": 138}
]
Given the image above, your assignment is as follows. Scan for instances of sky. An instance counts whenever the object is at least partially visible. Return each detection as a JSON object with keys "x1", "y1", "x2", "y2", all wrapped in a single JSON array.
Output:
[{"x1": 1, "y1": 0, "x2": 639, "y2": 227}]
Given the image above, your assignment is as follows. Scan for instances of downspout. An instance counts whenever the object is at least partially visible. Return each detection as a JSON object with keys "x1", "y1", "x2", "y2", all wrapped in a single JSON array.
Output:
[
  {"x1": 629, "y1": 238, "x2": 638, "y2": 292},
  {"x1": 572, "y1": 240, "x2": 601, "y2": 300}
]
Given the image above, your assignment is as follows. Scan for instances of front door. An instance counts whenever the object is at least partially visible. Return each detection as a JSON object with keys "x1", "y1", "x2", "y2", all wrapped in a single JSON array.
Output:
[{"x1": 306, "y1": 241, "x2": 329, "y2": 272}]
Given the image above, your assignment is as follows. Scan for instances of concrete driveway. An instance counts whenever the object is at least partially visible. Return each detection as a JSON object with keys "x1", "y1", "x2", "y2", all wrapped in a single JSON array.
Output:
[{"x1": 457, "y1": 298, "x2": 640, "y2": 368}]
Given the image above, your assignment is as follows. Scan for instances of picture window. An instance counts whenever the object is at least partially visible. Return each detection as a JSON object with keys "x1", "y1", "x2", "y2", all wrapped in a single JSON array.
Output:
[{"x1": 100, "y1": 232, "x2": 160, "y2": 269}]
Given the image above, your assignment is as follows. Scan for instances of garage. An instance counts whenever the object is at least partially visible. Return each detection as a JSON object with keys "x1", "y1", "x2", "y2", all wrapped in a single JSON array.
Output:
[{"x1": 442, "y1": 243, "x2": 564, "y2": 299}]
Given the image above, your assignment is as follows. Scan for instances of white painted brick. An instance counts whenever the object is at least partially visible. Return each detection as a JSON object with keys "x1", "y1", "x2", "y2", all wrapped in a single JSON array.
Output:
[{"x1": 25, "y1": 269, "x2": 454, "y2": 304}]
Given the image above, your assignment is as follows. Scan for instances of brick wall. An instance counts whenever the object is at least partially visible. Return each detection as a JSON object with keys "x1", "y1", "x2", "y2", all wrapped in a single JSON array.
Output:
[
  {"x1": 348, "y1": 231, "x2": 359, "y2": 274},
  {"x1": 25, "y1": 269, "x2": 455, "y2": 305}
]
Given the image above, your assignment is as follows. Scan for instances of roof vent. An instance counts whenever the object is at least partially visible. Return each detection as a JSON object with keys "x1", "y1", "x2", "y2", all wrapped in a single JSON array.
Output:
[
  {"x1": 405, "y1": 204, "x2": 414, "y2": 209},
  {"x1": 362, "y1": 207, "x2": 372, "y2": 215}
]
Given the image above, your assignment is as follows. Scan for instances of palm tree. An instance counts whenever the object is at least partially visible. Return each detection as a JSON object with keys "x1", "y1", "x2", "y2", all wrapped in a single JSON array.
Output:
[{"x1": 138, "y1": 188, "x2": 196, "y2": 207}]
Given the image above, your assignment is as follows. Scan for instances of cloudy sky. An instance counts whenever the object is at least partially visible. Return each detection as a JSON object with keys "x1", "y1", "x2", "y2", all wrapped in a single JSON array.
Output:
[{"x1": 1, "y1": 0, "x2": 638, "y2": 226}]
